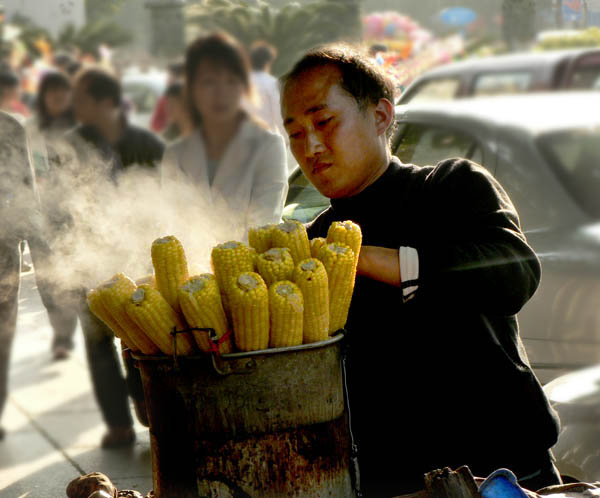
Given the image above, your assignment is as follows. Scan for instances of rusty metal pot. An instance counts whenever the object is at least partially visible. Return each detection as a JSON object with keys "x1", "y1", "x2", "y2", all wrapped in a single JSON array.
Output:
[{"x1": 132, "y1": 333, "x2": 354, "y2": 498}]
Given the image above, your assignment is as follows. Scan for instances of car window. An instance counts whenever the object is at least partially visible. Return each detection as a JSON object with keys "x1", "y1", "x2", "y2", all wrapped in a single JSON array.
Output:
[
  {"x1": 394, "y1": 123, "x2": 484, "y2": 167},
  {"x1": 401, "y1": 78, "x2": 461, "y2": 104},
  {"x1": 567, "y1": 54, "x2": 600, "y2": 90},
  {"x1": 537, "y1": 127, "x2": 600, "y2": 218},
  {"x1": 122, "y1": 82, "x2": 159, "y2": 113},
  {"x1": 472, "y1": 72, "x2": 533, "y2": 96}
]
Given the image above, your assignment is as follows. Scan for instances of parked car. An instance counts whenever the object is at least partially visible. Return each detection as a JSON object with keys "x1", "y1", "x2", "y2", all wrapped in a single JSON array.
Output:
[
  {"x1": 397, "y1": 48, "x2": 600, "y2": 104},
  {"x1": 284, "y1": 91, "x2": 600, "y2": 385},
  {"x1": 543, "y1": 364, "x2": 600, "y2": 483},
  {"x1": 121, "y1": 67, "x2": 167, "y2": 129}
]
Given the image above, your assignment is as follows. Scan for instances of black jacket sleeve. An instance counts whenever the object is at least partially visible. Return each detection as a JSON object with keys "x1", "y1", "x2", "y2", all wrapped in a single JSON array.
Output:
[{"x1": 416, "y1": 158, "x2": 541, "y2": 315}]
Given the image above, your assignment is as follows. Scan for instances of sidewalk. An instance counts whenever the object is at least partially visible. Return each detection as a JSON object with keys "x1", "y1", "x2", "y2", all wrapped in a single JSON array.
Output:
[{"x1": 0, "y1": 253, "x2": 153, "y2": 498}]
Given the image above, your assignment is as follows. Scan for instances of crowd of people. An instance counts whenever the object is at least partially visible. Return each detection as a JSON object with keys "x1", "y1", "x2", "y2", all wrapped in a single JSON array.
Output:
[
  {"x1": 0, "y1": 32, "x2": 289, "y2": 448},
  {"x1": 0, "y1": 28, "x2": 564, "y2": 497}
]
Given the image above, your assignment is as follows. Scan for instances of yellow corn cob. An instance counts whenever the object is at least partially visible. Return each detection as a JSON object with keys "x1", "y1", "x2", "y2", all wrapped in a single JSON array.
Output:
[
  {"x1": 87, "y1": 287, "x2": 137, "y2": 350},
  {"x1": 272, "y1": 220, "x2": 311, "y2": 265},
  {"x1": 293, "y1": 258, "x2": 330, "y2": 343},
  {"x1": 151, "y1": 235, "x2": 189, "y2": 314},
  {"x1": 327, "y1": 220, "x2": 362, "y2": 266},
  {"x1": 99, "y1": 273, "x2": 160, "y2": 355},
  {"x1": 248, "y1": 224, "x2": 275, "y2": 254},
  {"x1": 211, "y1": 241, "x2": 255, "y2": 291},
  {"x1": 178, "y1": 274, "x2": 232, "y2": 354},
  {"x1": 228, "y1": 272, "x2": 269, "y2": 352},
  {"x1": 269, "y1": 281, "x2": 303, "y2": 348},
  {"x1": 211, "y1": 241, "x2": 255, "y2": 315},
  {"x1": 310, "y1": 237, "x2": 327, "y2": 259},
  {"x1": 318, "y1": 243, "x2": 356, "y2": 334},
  {"x1": 125, "y1": 284, "x2": 195, "y2": 355},
  {"x1": 256, "y1": 247, "x2": 294, "y2": 287}
]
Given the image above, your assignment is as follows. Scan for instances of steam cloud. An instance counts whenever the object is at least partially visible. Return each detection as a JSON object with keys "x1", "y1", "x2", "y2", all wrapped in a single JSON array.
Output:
[{"x1": 35, "y1": 138, "x2": 244, "y2": 292}]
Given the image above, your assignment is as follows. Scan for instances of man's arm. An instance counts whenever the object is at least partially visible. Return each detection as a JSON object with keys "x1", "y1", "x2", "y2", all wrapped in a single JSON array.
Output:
[
  {"x1": 357, "y1": 246, "x2": 401, "y2": 287},
  {"x1": 356, "y1": 159, "x2": 541, "y2": 316}
]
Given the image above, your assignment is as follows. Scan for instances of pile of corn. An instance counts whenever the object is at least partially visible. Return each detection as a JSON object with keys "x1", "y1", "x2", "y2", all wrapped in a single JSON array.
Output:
[{"x1": 87, "y1": 220, "x2": 361, "y2": 355}]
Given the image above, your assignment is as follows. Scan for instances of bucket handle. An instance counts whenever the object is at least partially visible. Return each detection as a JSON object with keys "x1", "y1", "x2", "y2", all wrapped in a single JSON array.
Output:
[{"x1": 169, "y1": 326, "x2": 217, "y2": 369}]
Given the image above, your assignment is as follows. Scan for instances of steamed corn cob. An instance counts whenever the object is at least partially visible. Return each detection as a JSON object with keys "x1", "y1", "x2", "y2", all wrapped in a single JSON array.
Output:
[
  {"x1": 327, "y1": 221, "x2": 362, "y2": 266},
  {"x1": 248, "y1": 224, "x2": 275, "y2": 254},
  {"x1": 211, "y1": 241, "x2": 255, "y2": 315},
  {"x1": 98, "y1": 273, "x2": 160, "y2": 355},
  {"x1": 272, "y1": 220, "x2": 311, "y2": 265},
  {"x1": 178, "y1": 274, "x2": 232, "y2": 354},
  {"x1": 151, "y1": 235, "x2": 189, "y2": 314},
  {"x1": 125, "y1": 284, "x2": 195, "y2": 355},
  {"x1": 293, "y1": 258, "x2": 330, "y2": 343},
  {"x1": 211, "y1": 241, "x2": 255, "y2": 291},
  {"x1": 318, "y1": 243, "x2": 356, "y2": 334},
  {"x1": 268, "y1": 281, "x2": 303, "y2": 348},
  {"x1": 228, "y1": 272, "x2": 269, "y2": 351},
  {"x1": 310, "y1": 237, "x2": 327, "y2": 259},
  {"x1": 256, "y1": 247, "x2": 294, "y2": 287},
  {"x1": 87, "y1": 287, "x2": 137, "y2": 350}
]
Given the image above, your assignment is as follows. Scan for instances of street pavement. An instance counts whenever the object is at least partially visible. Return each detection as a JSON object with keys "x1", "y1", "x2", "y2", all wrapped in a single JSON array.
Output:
[{"x1": 0, "y1": 247, "x2": 153, "y2": 498}]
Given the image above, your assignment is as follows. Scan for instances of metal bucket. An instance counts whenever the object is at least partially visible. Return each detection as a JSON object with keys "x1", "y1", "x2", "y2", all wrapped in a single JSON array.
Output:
[{"x1": 132, "y1": 333, "x2": 354, "y2": 498}]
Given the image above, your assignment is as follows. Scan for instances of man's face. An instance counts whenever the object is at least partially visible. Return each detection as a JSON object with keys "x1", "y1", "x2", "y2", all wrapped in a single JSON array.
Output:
[
  {"x1": 72, "y1": 81, "x2": 101, "y2": 126},
  {"x1": 281, "y1": 65, "x2": 386, "y2": 199}
]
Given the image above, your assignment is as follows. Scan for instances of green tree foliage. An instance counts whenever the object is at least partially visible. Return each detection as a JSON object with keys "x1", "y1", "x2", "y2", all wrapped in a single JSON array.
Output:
[
  {"x1": 502, "y1": 0, "x2": 537, "y2": 49},
  {"x1": 55, "y1": 19, "x2": 132, "y2": 57},
  {"x1": 186, "y1": 0, "x2": 362, "y2": 76}
]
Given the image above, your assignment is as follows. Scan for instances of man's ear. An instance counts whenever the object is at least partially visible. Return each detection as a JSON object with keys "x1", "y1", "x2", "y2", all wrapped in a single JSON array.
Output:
[{"x1": 374, "y1": 98, "x2": 394, "y2": 137}]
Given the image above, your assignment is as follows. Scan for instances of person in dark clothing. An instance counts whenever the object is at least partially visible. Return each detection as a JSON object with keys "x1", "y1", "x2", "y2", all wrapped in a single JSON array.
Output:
[
  {"x1": 63, "y1": 67, "x2": 164, "y2": 448},
  {"x1": 0, "y1": 111, "x2": 40, "y2": 440},
  {"x1": 280, "y1": 45, "x2": 561, "y2": 496}
]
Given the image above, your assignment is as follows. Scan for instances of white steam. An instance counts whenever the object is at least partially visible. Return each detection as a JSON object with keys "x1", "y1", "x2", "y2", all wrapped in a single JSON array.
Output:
[{"x1": 38, "y1": 139, "x2": 244, "y2": 291}]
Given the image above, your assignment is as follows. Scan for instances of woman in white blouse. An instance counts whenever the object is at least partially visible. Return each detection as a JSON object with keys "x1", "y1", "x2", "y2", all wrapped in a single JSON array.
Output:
[{"x1": 161, "y1": 32, "x2": 288, "y2": 242}]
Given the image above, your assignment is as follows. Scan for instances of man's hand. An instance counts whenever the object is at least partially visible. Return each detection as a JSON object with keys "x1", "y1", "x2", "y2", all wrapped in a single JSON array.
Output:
[{"x1": 357, "y1": 245, "x2": 401, "y2": 287}]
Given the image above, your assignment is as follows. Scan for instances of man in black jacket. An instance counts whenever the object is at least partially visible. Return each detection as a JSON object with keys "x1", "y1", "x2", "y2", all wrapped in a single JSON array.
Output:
[
  {"x1": 60, "y1": 67, "x2": 164, "y2": 448},
  {"x1": 280, "y1": 45, "x2": 561, "y2": 496}
]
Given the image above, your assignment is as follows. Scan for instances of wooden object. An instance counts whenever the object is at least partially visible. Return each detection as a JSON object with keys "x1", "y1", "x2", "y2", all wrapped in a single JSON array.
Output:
[{"x1": 424, "y1": 466, "x2": 482, "y2": 498}]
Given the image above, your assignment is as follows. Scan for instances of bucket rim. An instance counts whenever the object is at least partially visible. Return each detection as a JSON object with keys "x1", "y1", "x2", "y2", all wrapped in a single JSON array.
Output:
[{"x1": 130, "y1": 331, "x2": 346, "y2": 363}]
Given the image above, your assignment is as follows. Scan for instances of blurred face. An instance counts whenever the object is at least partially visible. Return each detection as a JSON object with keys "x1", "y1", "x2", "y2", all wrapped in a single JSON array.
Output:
[
  {"x1": 72, "y1": 80, "x2": 99, "y2": 125},
  {"x1": 44, "y1": 86, "x2": 71, "y2": 118},
  {"x1": 281, "y1": 64, "x2": 391, "y2": 199},
  {"x1": 191, "y1": 60, "x2": 245, "y2": 123}
]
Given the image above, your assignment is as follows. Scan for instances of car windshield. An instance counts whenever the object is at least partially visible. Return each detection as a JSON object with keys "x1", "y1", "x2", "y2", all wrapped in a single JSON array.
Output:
[{"x1": 538, "y1": 127, "x2": 600, "y2": 219}]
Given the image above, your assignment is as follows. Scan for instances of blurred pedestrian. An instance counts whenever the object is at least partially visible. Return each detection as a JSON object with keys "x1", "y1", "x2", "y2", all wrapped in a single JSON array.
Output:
[
  {"x1": 0, "y1": 111, "x2": 41, "y2": 440},
  {"x1": 162, "y1": 81, "x2": 194, "y2": 142},
  {"x1": 0, "y1": 68, "x2": 30, "y2": 119},
  {"x1": 150, "y1": 60, "x2": 184, "y2": 134},
  {"x1": 61, "y1": 67, "x2": 164, "y2": 448},
  {"x1": 161, "y1": 32, "x2": 288, "y2": 240},
  {"x1": 24, "y1": 71, "x2": 79, "y2": 360},
  {"x1": 248, "y1": 41, "x2": 285, "y2": 136}
]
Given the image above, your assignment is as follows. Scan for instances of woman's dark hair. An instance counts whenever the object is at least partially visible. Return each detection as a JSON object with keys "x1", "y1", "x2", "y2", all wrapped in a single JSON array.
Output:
[
  {"x1": 184, "y1": 32, "x2": 251, "y2": 123},
  {"x1": 35, "y1": 71, "x2": 73, "y2": 129},
  {"x1": 281, "y1": 43, "x2": 395, "y2": 111}
]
